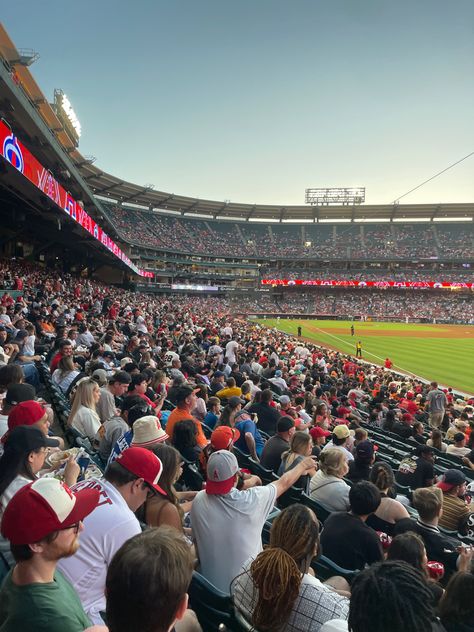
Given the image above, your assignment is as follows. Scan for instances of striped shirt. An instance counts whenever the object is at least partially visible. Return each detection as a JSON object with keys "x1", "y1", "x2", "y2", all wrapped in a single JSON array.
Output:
[{"x1": 439, "y1": 492, "x2": 471, "y2": 532}]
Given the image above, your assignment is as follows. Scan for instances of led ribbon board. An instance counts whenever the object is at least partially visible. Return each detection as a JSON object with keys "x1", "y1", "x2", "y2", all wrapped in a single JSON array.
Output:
[{"x1": 0, "y1": 119, "x2": 153, "y2": 278}]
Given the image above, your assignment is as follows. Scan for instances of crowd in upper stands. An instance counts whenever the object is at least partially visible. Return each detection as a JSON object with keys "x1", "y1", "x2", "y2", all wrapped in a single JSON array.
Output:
[
  {"x1": 230, "y1": 291, "x2": 474, "y2": 323},
  {"x1": 107, "y1": 204, "x2": 474, "y2": 260},
  {"x1": 0, "y1": 257, "x2": 473, "y2": 631}
]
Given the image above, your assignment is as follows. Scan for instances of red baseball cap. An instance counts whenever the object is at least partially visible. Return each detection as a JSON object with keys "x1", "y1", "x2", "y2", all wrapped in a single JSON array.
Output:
[
  {"x1": 8, "y1": 400, "x2": 46, "y2": 431},
  {"x1": 115, "y1": 447, "x2": 166, "y2": 496},
  {"x1": 337, "y1": 406, "x2": 351, "y2": 416},
  {"x1": 211, "y1": 426, "x2": 240, "y2": 451},
  {"x1": 402, "y1": 413, "x2": 414, "y2": 423},
  {"x1": 309, "y1": 426, "x2": 331, "y2": 440},
  {"x1": 1, "y1": 478, "x2": 99, "y2": 545}
]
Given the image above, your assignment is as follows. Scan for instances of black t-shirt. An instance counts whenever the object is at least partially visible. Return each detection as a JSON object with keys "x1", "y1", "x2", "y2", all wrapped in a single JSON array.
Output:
[
  {"x1": 392, "y1": 421, "x2": 413, "y2": 439},
  {"x1": 320, "y1": 512, "x2": 383, "y2": 570},
  {"x1": 392, "y1": 518, "x2": 459, "y2": 573},
  {"x1": 347, "y1": 460, "x2": 371, "y2": 484},
  {"x1": 396, "y1": 455, "x2": 434, "y2": 489},
  {"x1": 247, "y1": 402, "x2": 280, "y2": 435},
  {"x1": 260, "y1": 435, "x2": 289, "y2": 473}
]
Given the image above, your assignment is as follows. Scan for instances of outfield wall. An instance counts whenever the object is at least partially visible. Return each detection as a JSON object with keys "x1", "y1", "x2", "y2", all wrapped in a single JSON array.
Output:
[{"x1": 244, "y1": 313, "x2": 468, "y2": 325}]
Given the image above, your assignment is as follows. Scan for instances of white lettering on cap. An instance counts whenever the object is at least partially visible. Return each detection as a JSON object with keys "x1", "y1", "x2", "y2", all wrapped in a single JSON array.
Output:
[{"x1": 30, "y1": 478, "x2": 76, "y2": 523}]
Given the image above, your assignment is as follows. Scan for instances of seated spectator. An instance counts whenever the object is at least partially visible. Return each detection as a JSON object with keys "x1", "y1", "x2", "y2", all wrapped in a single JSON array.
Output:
[
  {"x1": 68, "y1": 377, "x2": 102, "y2": 443},
  {"x1": 309, "y1": 425, "x2": 331, "y2": 458},
  {"x1": 324, "y1": 560, "x2": 444, "y2": 632},
  {"x1": 386, "y1": 532, "x2": 444, "y2": 606},
  {"x1": 172, "y1": 419, "x2": 202, "y2": 463},
  {"x1": 49, "y1": 338, "x2": 74, "y2": 372},
  {"x1": 310, "y1": 448, "x2": 351, "y2": 512},
  {"x1": 446, "y1": 432, "x2": 470, "y2": 457},
  {"x1": 0, "y1": 383, "x2": 36, "y2": 439},
  {"x1": 437, "y1": 469, "x2": 473, "y2": 532},
  {"x1": 105, "y1": 527, "x2": 199, "y2": 632},
  {"x1": 166, "y1": 385, "x2": 208, "y2": 448},
  {"x1": 320, "y1": 482, "x2": 383, "y2": 570},
  {"x1": 96, "y1": 370, "x2": 131, "y2": 424},
  {"x1": 216, "y1": 377, "x2": 242, "y2": 400},
  {"x1": 6, "y1": 400, "x2": 62, "y2": 449},
  {"x1": 322, "y1": 425, "x2": 354, "y2": 462},
  {"x1": 396, "y1": 445, "x2": 436, "y2": 490},
  {"x1": 58, "y1": 447, "x2": 166, "y2": 624},
  {"x1": 232, "y1": 504, "x2": 349, "y2": 632},
  {"x1": 190, "y1": 448, "x2": 316, "y2": 592},
  {"x1": 233, "y1": 409, "x2": 265, "y2": 459},
  {"x1": 143, "y1": 444, "x2": 196, "y2": 537},
  {"x1": 104, "y1": 397, "x2": 155, "y2": 464},
  {"x1": 191, "y1": 384, "x2": 208, "y2": 422},
  {"x1": 51, "y1": 356, "x2": 81, "y2": 394},
  {"x1": 392, "y1": 413, "x2": 415, "y2": 440},
  {"x1": 346, "y1": 440, "x2": 376, "y2": 484},
  {"x1": 247, "y1": 388, "x2": 281, "y2": 435},
  {"x1": 278, "y1": 431, "x2": 317, "y2": 494},
  {"x1": 426, "y1": 428, "x2": 447, "y2": 453},
  {"x1": 393, "y1": 487, "x2": 465, "y2": 573},
  {"x1": 366, "y1": 462, "x2": 409, "y2": 535},
  {"x1": 438, "y1": 571, "x2": 474, "y2": 632},
  {"x1": 0, "y1": 477, "x2": 100, "y2": 632},
  {"x1": 410, "y1": 421, "x2": 426, "y2": 445},
  {"x1": 203, "y1": 396, "x2": 221, "y2": 430},
  {"x1": 126, "y1": 372, "x2": 157, "y2": 409},
  {"x1": 445, "y1": 416, "x2": 469, "y2": 442},
  {"x1": 260, "y1": 416, "x2": 295, "y2": 473},
  {"x1": 0, "y1": 426, "x2": 63, "y2": 519}
]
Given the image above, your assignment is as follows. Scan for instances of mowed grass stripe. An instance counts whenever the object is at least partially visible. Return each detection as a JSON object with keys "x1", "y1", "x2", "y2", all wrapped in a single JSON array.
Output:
[{"x1": 255, "y1": 319, "x2": 474, "y2": 394}]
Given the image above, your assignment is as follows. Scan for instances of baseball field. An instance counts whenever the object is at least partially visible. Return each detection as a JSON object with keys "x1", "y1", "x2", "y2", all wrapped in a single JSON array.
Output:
[{"x1": 255, "y1": 319, "x2": 474, "y2": 395}]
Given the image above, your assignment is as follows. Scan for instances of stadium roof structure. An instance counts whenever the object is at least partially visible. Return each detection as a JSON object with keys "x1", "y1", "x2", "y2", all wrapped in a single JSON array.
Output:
[{"x1": 1, "y1": 23, "x2": 473, "y2": 225}]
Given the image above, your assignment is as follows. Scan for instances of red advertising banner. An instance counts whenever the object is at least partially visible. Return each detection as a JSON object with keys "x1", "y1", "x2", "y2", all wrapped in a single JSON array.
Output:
[
  {"x1": 0, "y1": 119, "x2": 153, "y2": 278},
  {"x1": 261, "y1": 279, "x2": 474, "y2": 289}
]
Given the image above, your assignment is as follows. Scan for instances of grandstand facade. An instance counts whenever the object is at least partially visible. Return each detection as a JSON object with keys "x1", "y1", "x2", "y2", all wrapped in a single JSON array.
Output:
[{"x1": 0, "y1": 22, "x2": 472, "y2": 323}]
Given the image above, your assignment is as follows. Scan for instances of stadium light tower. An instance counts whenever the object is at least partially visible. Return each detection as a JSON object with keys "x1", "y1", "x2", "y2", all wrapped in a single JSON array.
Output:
[{"x1": 305, "y1": 187, "x2": 365, "y2": 206}]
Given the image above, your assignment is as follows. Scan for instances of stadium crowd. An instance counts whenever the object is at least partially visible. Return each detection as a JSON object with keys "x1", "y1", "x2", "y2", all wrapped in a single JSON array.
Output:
[
  {"x1": 230, "y1": 291, "x2": 474, "y2": 323},
  {"x1": 107, "y1": 205, "x2": 474, "y2": 260},
  {"x1": 0, "y1": 258, "x2": 473, "y2": 630}
]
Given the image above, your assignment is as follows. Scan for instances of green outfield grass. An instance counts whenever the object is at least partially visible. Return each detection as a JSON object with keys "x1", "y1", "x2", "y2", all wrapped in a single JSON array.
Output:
[{"x1": 255, "y1": 319, "x2": 474, "y2": 395}]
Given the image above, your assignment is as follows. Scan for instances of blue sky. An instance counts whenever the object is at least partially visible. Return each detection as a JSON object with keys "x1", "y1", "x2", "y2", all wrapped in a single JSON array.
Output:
[{"x1": 2, "y1": 1, "x2": 474, "y2": 205}]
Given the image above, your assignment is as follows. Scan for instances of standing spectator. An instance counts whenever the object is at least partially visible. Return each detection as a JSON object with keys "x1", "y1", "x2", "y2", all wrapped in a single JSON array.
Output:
[
  {"x1": 58, "y1": 447, "x2": 166, "y2": 624},
  {"x1": 320, "y1": 481, "x2": 383, "y2": 570},
  {"x1": 0, "y1": 478, "x2": 100, "y2": 632},
  {"x1": 191, "y1": 449, "x2": 316, "y2": 592},
  {"x1": 426, "y1": 381, "x2": 447, "y2": 429}
]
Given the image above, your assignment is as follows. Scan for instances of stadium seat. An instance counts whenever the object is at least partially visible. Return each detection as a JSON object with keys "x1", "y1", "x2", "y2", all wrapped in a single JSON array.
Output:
[
  {"x1": 301, "y1": 494, "x2": 332, "y2": 524},
  {"x1": 188, "y1": 571, "x2": 247, "y2": 632},
  {"x1": 312, "y1": 554, "x2": 358, "y2": 583}
]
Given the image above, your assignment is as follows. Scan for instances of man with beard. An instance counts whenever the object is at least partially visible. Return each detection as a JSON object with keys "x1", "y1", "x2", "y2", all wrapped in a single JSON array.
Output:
[{"x1": 0, "y1": 477, "x2": 100, "y2": 631}]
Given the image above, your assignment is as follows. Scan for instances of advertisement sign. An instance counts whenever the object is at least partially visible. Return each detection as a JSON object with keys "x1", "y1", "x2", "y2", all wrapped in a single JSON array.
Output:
[
  {"x1": 0, "y1": 119, "x2": 153, "y2": 278},
  {"x1": 261, "y1": 279, "x2": 473, "y2": 289}
]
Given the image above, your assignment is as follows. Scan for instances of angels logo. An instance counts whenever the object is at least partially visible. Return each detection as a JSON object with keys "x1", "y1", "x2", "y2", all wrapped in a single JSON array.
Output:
[
  {"x1": 288, "y1": 280, "x2": 296, "y2": 286},
  {"x1": 3, "y1": 133, "x2": 24, "y2": 173},
  {"x1": 358, "y1": 281, "x2": 367, "y2": 287},
  {"x1": 93, "y1": 223, "x2": 99, "y2": 239}
]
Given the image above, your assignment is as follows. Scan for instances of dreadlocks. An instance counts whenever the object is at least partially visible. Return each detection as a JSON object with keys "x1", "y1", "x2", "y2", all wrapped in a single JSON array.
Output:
[
  {"x1": 233, "y1": 504, "x2": 319, "y2": 632},
  {"x1": 348, "y1": 560, "x2": 435, "y2": 632}
]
